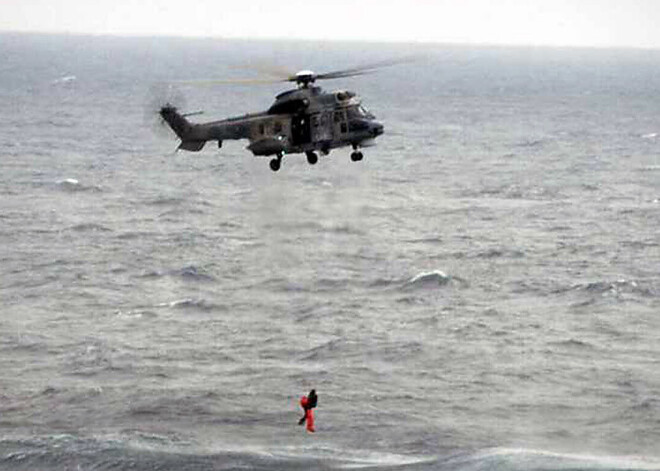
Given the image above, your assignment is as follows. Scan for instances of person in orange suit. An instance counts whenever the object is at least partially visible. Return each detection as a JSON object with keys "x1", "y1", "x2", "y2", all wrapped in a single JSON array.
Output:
[{"x1": 298, "y1": 389, "x2": 318, "y2": 432}]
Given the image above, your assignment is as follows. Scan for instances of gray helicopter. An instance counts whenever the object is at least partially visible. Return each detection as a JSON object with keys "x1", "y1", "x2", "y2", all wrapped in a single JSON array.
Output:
[{"x1": 158, "y1": 62, "x2": 395, "y2": 172}]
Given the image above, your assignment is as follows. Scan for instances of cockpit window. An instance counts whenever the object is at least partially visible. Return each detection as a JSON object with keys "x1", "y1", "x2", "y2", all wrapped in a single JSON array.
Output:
[
  {"x1": 360, "y1": 106, "x2": 375, "y2": 118},
  {"x1": 347, "y1": 106, "x2": 374, "y2": 119},
  {"x1": 336, "y1": 91, "x2": 356, "y2": 102}
]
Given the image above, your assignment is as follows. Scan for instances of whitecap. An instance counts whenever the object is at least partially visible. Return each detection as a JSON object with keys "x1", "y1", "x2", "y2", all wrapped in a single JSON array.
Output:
[
  {"x1": 263, "y1": 445, "x2": 432, "y2": 469},
  {"x1": 407, "y1": 270, "x2": 452, "y2": 287},
  {"x1": 157, "y1": 298, "x2": 196, "y2": 308},
  {"x1": 51, "y1": 75, "x2": 77, "y2": 85},
  {"x1": 56, "y1": 178, "x2": 102, "y2": 192},
  {"x1": 156, "y1": 298, "x2": 220, "y2": 312},
  {"x1": 468, "y1": 448, "x2": 660, "y2": 471},
  {"x1": 114, "y1": 309, "x2": 157, "y2": 320}
]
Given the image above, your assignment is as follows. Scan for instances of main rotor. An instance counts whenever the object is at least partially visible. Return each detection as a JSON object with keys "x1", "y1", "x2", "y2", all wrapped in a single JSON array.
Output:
[
  {"x1": 174, "y1": 57, "x2": 413, "y2": 89},
  {"x1": 285, "y1": 58, "x2": 410, "y2": 88}
]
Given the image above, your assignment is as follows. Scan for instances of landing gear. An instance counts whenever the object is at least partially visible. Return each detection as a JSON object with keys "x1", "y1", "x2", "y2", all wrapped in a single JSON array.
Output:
[
  {"x1": 269, "y1": 153, "x2": 283, "y2": 172},
  {"x1": 350, "y1": 151, "x2": 363, "y2": 162},
  {"x1": 350, "y1": 144, "x2": 364, "y2": 162},
  {"x1": 306, "y1": 151, "x2": 318, "y2": 165}
]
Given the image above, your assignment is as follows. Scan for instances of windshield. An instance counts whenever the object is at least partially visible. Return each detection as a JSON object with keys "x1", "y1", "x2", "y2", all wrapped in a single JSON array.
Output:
[{"x1": 347, "y1": 106, "x2": 375, "y2": 119}]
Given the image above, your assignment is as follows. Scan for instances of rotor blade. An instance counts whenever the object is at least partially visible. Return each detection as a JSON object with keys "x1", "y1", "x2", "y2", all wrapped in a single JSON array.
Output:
[
  {"x1": 230, "y1": 62, "x2": 296, "y2": 79},
  {"x1": 315, "y1": 56, "x2": 417, "y2": 81},
  {"x1": 315, "y1": 69, "x2": 376, "y2": 80},
  {"x1": 177, "y1": 62, "x2": 295, "y2": 86},
  {"x1": 175, "y1": 77, "x2": 286, "y2": 86}
]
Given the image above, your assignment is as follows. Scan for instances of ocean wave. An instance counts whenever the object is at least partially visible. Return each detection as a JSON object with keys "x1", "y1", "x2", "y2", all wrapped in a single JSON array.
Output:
[
  {"x1": 66, "y1": 222, "x2": 113, "y2": 233},
  {"x1": 0, "y1": 332, "x2": 51, "y2": 353},
  {"x1": 271, "y1": 445, "x2": 432, "y2": 468},
  {"x1": 50, "y1": 75, "x2": 77, "y2": 85},
  {"x1": 159, "y1": 207, "x2": 208, "y2": 219},
  {"x1": 300, "y1": 339, "x2": 345, "y2": 361},
  {"x1": 175, "y1": 265, "x2": 217, "y2": 282},
  {"x1": 2, "y1": 438, "x2": 657, "y2": 471},
  {"x1": 56, "y1": 178, "x2": 102, "y2": 193},
  {"x1": 569, "y1": 278, "x2": 659, "y2": 299},
  {"x1": 128, "y1": 397, "x2": 214, "y2": 420},
  {"x1": 368, "y1": 277, "x2": 398, "y2": 288},
  {"x1": 141, "y1": 265, "x2": 218, "y2": 283},
  {"x1": 34, "y1": 385, "x2": 104, "y2": 405},
  {"x1": 261, "y1": 219, "x2": 365, "y2": 236},
  {"x1": 445, "y1": 448, "x2": 660, "y2": 471},
  {"x1": 155, "y1": 298, "x2": 224, "y2": 312},
  {"x1": 368, "y1": 270, "x2": 469, "y2": 291},
  {"x1": 1, "y1": 436, "x2": 428, "y2": 471},
  {"x1": 514, "y1": 138, "x2": 547, "y2": 148},
  {"x1": 476, "y1": 248, "x2": 525, "y2": 259},
  {"x1": 65, "y1": 340, "x2": 117, "y2": 377},
  {"x1": 114, "y1": 309, "x2": 158, "y2": 320},
  {"x1": 117, "y1": 230, "x2": 158, "y2": 240},
  {"x1": 137, "y1": 269, "x2": 164, "y2": 279},
  {"x1": 380, "y1": 340, "x2": 424, "y2": 362},
  {"x1": 404, "y1": 270, "x2": 468, "y2": 289},
  {"x1": 145, "y1": 196, "x2": 185, "y2": 206},
  {"x1": 405, "y1": 236, "x2": 444, "y2": 245},
  {"x1": 547, "y1": 338, "x2": 596, "y2": 351}
]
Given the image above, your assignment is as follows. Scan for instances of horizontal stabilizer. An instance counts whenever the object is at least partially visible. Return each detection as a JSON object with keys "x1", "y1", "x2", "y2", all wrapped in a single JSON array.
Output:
[{"x1": 178, "y1": 140, "x2": 206, "y2": 152}]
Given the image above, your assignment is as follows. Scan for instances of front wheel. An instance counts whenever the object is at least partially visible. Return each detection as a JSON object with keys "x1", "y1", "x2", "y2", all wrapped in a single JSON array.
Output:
[
  {"x1": 306, "y1": 151, "x2": 318, "y2": 165},
  {"x1": 269, "y1": 158, "x2": 281, "y2": 172},
  {"x1": 350, "y1": 151, "x2": 363, "y2": 162}
]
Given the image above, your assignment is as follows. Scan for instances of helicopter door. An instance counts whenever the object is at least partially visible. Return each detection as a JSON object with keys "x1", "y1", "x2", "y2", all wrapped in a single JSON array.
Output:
[
  {"x1": 312, "y1": 112, "x2": 333, "y2": 143},
  {"x1": 291, "y1": 114, "x2": 311, "y2": 146}
]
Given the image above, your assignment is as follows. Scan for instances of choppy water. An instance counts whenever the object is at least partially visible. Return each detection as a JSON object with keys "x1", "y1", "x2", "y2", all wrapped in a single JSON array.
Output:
[{"x1": 1, "y1": 33, "x2": 659, "y2": 470}]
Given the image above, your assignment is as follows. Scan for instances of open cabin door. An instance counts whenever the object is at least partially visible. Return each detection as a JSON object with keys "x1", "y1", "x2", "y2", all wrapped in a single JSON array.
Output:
[{"x1": 291, "y1": 114, "x2": 312, "y2": 146}]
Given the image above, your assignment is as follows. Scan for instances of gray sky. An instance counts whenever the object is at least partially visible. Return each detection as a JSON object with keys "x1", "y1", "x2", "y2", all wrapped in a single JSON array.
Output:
[{"x1": 1, "y1": 0, "x2": 659, "y2": 48}]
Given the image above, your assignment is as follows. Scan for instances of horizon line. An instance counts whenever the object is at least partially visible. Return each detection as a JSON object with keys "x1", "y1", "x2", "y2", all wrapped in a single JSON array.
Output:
[{"x1": 2, "y1": 29, "x2": 660, "y2": 52}]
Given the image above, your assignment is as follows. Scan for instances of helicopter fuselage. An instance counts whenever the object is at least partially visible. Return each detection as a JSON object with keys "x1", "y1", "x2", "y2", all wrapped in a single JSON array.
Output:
[{"x1": 159, "y1": 85, "x2": 384, "y2": 171}]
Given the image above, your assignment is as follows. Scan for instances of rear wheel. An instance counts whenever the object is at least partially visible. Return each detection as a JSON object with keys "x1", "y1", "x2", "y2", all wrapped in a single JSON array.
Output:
[
  {"x1": 350, "y1": 151, "x2": 363, "y2": 162},
  {"x1": 269, "y1": 158, "x2": 281, "y2": 172},
  {"x1": 306, "y1": 151, "x2": 318, "y2": 165}
]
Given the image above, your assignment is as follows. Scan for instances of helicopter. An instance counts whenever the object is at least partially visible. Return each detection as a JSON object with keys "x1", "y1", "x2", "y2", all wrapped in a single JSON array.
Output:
[{"x1": 157, "y1": 61, "x2": 397, "y2": 172}]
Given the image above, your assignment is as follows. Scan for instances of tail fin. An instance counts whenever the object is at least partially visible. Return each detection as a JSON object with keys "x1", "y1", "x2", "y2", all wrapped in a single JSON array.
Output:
[
  {"x1": 159, "y1": 104, "x2": 206, "y2": 151},
  {"x1": 159, "y1": 104, "x2": 192, "y2": 139}
]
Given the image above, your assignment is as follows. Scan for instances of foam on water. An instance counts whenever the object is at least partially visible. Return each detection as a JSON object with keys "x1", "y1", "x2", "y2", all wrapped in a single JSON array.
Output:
[{"x1": 2, "y1": 436, "x2": 658, "y2": 471}]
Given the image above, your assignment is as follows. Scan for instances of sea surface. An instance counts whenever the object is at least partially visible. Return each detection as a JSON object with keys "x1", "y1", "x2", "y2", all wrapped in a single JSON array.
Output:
[{"x1": 1, "y1": 33, "x2": 659, "y2": 470}]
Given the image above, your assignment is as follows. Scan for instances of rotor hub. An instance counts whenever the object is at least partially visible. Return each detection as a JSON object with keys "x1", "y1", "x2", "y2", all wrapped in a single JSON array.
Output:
[{"x1": 294, "y1": 70, "x2": 317, "y2": 87}]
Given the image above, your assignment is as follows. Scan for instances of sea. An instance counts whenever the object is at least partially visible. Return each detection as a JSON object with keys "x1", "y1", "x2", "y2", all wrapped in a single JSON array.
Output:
[{"x1": 1, "y1": 32, "x2": 659, "y2": 470}]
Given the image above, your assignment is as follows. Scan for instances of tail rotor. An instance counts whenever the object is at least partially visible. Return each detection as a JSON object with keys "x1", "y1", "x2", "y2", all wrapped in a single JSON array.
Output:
[{"x1": 145, "y1": 83, "x2": 188, "y2": 139}]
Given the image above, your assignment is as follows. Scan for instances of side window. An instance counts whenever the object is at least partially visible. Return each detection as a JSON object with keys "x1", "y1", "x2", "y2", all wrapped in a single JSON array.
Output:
[
  {"x1": 334, "y1": 111, "x2": 344, "y2": 123},
  {"x1": 259, "y1": 123, "x2": 265, "y2": 135},
  {"x1": 274, "y1": 121, "x2": 282, "y2": 133},
  {"x1": 312, "y1": 115, "x2": 319, "y2": 127}
]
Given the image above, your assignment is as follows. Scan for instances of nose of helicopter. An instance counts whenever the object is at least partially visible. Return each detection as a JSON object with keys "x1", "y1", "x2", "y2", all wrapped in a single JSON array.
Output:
[{"x1": 372, "y1": 121, "x2": 384, "y2": 137}]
